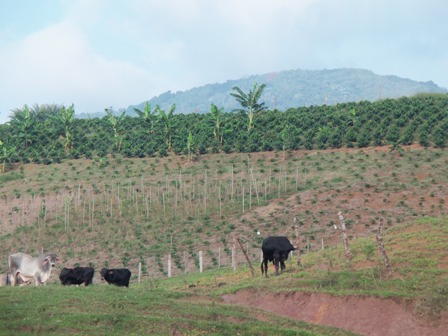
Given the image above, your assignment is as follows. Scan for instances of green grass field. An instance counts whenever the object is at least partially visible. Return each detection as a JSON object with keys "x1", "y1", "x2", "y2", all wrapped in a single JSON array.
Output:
[
  {"x1": 0, "y1": 217, "x2": 446, "y2": 335},
  {"x1": 0, "y1": 282, "x2": 358, "y2": 336}
]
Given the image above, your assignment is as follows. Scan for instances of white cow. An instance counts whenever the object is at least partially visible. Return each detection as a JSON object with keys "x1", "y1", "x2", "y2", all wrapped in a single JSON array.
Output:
[
  {"x1": 0, "y1": 272, "x2": 31, "y2": 286},
  {"x1": 8, "y1": 253, "x2": 59, "y2": 286}
]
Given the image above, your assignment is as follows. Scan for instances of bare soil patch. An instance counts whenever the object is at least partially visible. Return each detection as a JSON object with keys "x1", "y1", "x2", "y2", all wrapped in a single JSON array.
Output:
[{"x1": 222, "y1": 289, "x2": 448, "y2": 336}]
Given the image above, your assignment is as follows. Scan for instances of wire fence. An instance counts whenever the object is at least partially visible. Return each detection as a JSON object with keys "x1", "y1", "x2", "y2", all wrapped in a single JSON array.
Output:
[{"x1": 131, "y1": 244, "x2": 302, "y2": 282}]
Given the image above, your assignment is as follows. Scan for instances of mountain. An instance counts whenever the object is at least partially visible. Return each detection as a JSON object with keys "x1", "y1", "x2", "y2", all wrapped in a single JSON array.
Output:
[{"x1": 78, "y1": 68, "x2": 447, "y2": 118}]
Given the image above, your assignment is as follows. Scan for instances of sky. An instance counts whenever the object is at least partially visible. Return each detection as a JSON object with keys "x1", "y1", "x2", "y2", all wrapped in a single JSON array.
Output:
[{"x1": 0, "y1": 0, "x2": 447, "y2": 124}]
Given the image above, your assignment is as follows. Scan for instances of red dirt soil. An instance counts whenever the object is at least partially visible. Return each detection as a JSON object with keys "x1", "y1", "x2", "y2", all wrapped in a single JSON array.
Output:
[{"x1": 222, "y1": 289, "x2": 448, "y2": 336}]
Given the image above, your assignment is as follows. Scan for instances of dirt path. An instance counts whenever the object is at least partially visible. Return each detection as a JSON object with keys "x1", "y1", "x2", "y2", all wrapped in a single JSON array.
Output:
[{"x1": 222, "y1": 289, "x2": 448, "y2": 336}]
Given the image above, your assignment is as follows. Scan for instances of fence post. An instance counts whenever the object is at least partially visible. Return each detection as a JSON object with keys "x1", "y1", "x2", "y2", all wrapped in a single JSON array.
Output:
[
  {"x1": 199, "y1": 251, "x2": 203, "y2": 273},
  {"x1": 167, "y1": 254, "x2": 172, "y2": 278},
  {"x1": 138, "y1": 262, "x2": 141, "y2": 283},
  {"x1": 218, "y1": 247, "x2": 221, "y2": 269},
  {"x1": 231, "y1": 247, "x2": 237, "y2": 271},
  {"x1": 236, "y1": 237, "x2": 254, "y2": 277},
  {"x1": 338, "y1": 211, "x2": 353, "y2": 262},
  {"x1": 183, "y1": 251, "x2": 187, "y2": 274},
  {"x1": 376, "y1": 218, "x2": 393, "y2": 273},
  {"x1": 152, "y1": 256, "x2": 157, "y2": 278},
  {"x1": 294, "y1": 219, "x2": 302, "y2": 267}
]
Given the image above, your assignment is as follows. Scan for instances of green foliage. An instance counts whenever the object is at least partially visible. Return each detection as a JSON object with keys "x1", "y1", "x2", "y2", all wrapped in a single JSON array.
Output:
[
  {"x1": 0, "y1": 285, "x2": 350, "y2": 336},
  {"x1": 362, "y1": 241, "x2": 376, "y2": 261},
  {"x1": 230, "y1": 82, "x2": 267, "y2": 131},
  {"x1": 1, "y1": 95, "x2": 448, "y2": 163}
]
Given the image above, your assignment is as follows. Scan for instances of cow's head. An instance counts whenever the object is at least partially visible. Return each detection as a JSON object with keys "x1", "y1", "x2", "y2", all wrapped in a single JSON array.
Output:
[
  {"x1": 43, "y1": 254, "x2": 60, "y2": 268},
  {"x1": 100, "y1": 268, "x2": 107, "y2": 279}
]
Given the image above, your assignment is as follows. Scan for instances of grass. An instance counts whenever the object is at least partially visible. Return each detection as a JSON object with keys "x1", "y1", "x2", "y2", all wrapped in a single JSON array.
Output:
[
  {"x1": 0, "y1": 217, "x2": 446, "y2": 335},
  {"x1": 0, "y1": 145, "x2": 447, "y2": 333},
  {"x1": 0, "y1": 284, "x2": 356, "y2": 336}
]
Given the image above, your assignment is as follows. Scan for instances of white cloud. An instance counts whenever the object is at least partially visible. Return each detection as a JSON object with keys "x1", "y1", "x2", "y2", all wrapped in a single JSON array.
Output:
[{"x1": 0, "y1": 20, "x2": 167, "y2": 121}]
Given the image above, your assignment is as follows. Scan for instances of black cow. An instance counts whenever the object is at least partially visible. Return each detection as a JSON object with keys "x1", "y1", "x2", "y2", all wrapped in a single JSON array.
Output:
[
  {"x1": 59, "y1": 267, "x2": 94, "y2": 286},
  {"x1": 100, "y1": 268, "x2": 131, "y2": 287},
  {"x1": 261, "y1": 236, "x2": 296, "y2": 277}
]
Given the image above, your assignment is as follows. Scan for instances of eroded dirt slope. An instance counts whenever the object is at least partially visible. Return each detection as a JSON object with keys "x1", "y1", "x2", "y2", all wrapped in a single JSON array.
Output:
[{"x1": 223, "y1": 289, "x2": 448, "y2": 336}]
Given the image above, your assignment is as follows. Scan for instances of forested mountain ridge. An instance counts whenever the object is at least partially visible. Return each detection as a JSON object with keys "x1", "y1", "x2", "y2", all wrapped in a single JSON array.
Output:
[{"x1": 123, "y1": 68, "x2": 446, "y2": 116}]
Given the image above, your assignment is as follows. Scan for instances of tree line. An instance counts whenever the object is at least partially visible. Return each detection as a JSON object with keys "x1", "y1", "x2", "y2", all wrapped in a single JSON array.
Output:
[{"x1": 0, "y1": 87, "x2": 447, "y2": 170}]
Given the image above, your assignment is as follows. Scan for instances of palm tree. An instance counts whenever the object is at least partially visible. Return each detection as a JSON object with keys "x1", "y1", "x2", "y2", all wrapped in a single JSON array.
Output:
[
  {"x1": 31, "y1": 103, "x2": 63, "y2": 122},
  {"x1": 230, "y1": 82, "x2": 266, "y2": 131},
  {"x1": 156, "y1": 104, "x2": 176, "y2": 150},
  {"x1": 9, "y1": 104, "x2": 36, "y2": 148}
]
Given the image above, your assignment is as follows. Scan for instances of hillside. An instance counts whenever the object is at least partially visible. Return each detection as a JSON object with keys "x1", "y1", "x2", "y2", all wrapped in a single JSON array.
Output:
[
  {"x1": 2, "y1": 72, "x2": 448, "y2": 335},
  {"x1": 126, "y1": 68, "x2": 446, "y2": 115},
  {"x1": 0, "y1": 144, "x2": 447, "y2": 335},
  {"x1": 73, "y1": 68, "x2": 447, "y2": 118},
  {"x1": 0, "y1": 144, "x2": 446, "y2": 277}
]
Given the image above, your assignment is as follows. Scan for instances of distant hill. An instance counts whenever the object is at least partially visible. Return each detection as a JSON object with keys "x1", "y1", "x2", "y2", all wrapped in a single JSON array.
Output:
[{"x1": 77, "y1": 68, "x2": 447, "y2": 118}]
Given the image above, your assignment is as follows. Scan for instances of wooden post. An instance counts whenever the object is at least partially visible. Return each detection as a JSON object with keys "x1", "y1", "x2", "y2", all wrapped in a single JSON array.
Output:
[
  {"x1": 167, "y1": 254, "x2": 172, "y2": 278},
  {"x1": 183, "y1": 251, "x2": 187, "y2": 274},
  {"x1": 376, "y1": 219, "x2": 393, "y2": 273},
  {"x1": 199, "y1": 251, "x2": 203, "y2": 273},
  {"x1": 138, "y1": 262, "x2": 141, "y2": 283},
  {"x1": 294, "y1": 218, "x2": 302, "y2": 267},
  {"x1": 218, "y1": 247, "x2": 221, "y2": 269},
  {"x1": 338, "y1": 212, "x2": 353, "y2": 262},
  {"x1": 236, "y1": 237, "x2": 255, "y2": 277},
  {"x1": 231, "y1": 247, "x2": 236, "y2": 272}
]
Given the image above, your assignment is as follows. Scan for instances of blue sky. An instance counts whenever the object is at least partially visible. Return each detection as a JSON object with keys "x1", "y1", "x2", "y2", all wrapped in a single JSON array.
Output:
[{"x1": 0, "y1": 0, "x2": 447, "y2": 123}]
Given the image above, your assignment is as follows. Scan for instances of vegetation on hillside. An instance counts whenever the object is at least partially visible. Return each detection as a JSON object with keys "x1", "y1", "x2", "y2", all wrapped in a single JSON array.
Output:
[
  {"x1": 0, "y1": 141, "x2": 446, "y2": 279},
  {"x1": 0, "y1": 87, "x2": 447, "y2": 335},
  {"x1": 0, "y1": 94, "x2": 447, "y2": 168},
  {"x1": 124, "y1": 68, "x2": 447, "y2": 115}
]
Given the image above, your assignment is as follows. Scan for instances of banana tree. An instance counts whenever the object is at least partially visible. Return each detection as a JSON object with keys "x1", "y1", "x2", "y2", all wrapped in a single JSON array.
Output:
[
  {"x1": 230, "y1": 82, "x2": 266, "y2": 131},
  {"x1": 134, "y1": 102, "x2": 157, "y2": 134},
  {"x1": 186, "y1": 131, "x2": 196, "y2": 162},
  {"x1": 105, "y1": 108, "x2": 126, "y2": 152},
  {"x1": 58, "y1": 104, "x2": 75, "y2": 154},
  {"x1": 209, "y1": 103, "x2": 225, "y2": 146},
  {"x1": 0, "y1": 140, "x2": 15, "y2": 173},
  {"x1": 156, "y1": 104, "x2": 176, "y2": 150}
]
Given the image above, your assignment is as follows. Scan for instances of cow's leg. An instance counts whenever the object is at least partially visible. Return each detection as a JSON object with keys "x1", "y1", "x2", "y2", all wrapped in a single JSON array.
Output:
[
  {"x1": 280, "y1": 261, "x2": 286, "y2": 273},
  {"x1": 273, "y1": 253, "x2": 280, "y2": 275},
  {"x1": 10, "y1": 272, "x2": 17, "y2": 286},
  {"x1": 261, "y1": 259, "x2": 268, "y2": 277}
]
